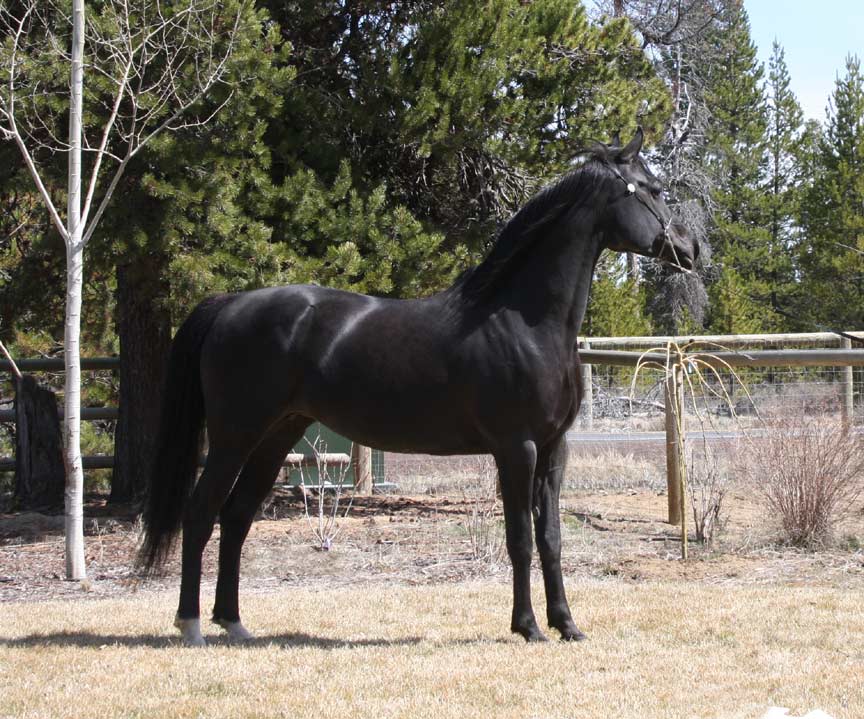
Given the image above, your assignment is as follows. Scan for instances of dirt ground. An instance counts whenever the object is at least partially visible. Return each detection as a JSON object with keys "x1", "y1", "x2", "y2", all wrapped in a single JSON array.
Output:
[{"x1": 1, "y1": 448, "x2": 863, "y2": 606}]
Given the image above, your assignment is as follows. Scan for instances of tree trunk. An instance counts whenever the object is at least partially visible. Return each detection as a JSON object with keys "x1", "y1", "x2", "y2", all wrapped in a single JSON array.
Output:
[
  {"x1": 64, "y1": 0, "x2": 86, "y2": 580},
  {"x1": 110, "y1": 254, "x2": 172, "y2": 503},
  {"x1": 64, "y1": 240, "x2": 86, "y2": 579},
  {"x1": 626, "y1": 252, "x2": 640, "y2": 288},
  {"x1": 13, "y1": 375, "x2": 65, "y2": 509}
]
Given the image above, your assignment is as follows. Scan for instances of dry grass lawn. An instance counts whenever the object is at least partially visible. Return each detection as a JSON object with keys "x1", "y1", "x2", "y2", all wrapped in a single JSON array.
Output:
[{"x1": 1, "y1": 580, "x2": 862, "y2": 719}]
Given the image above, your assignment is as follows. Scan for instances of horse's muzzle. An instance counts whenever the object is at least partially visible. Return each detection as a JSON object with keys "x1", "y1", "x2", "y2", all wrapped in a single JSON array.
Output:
[{"x1": 653, "y1": 224, "x2": 697, "y2": 271}]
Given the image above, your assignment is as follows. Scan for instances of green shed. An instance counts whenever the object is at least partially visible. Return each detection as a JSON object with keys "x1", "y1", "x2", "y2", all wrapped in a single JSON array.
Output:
[{"x1": 282, "y1": 422, "x2": 385, "y2": 489}]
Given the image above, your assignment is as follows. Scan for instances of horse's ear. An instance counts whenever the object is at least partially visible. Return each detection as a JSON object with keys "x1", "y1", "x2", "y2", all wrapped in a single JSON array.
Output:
[
  {"x1": 587, "y1": 140, "x2": 609, "y2": 162},
  {"x1": 610, "y1": 131, "x2": 621, "y2": 148},
  {"x1": 618, "y1": 127, "x2": 644, "y2": 162}
]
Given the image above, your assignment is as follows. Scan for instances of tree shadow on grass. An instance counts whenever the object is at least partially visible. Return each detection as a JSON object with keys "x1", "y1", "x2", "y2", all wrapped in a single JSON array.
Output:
[{"x1": 0, "y1": 631, "x2": 513, "y2": 649}]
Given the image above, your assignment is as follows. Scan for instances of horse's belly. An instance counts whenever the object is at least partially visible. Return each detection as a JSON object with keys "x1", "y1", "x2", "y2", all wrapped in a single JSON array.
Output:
[{"x1": 297, "y1": 373, "x2": 484, "y2": 454}]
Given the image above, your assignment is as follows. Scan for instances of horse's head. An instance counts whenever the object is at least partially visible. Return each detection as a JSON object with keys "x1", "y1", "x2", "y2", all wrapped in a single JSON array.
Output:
[{"x1": 595, "y1": 128, "x2": 698, "y2": 271}]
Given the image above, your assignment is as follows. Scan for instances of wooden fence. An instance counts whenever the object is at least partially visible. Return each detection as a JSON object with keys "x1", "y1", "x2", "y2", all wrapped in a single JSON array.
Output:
[
  {"x1": 576, "y1": 331, "x2": 864, "y2": 429},
  {"x1": 0, "y1": 356, "x2": 374, "y2": 494},
  {"x1": 574, "y1": 331, "x2": 864, "y2": 526},
  {"x1": 2, "y1": 332, "x2": 863, "y2": 514}
]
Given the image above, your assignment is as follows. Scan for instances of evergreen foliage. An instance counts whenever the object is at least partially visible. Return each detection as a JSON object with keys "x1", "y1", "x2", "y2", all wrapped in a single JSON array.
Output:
[
  {"x1": 586, "y1": 254, "x2": 652, "y2": 337},
  {"x1": 763, "y1": 41, "x2": 805, "y2": 324},
  {"x1": 701, "y1": 4, "x2": 771, "y2": 333},
  {"x1": 798, "y1": 55, "x2": 864, "y2": 331}
]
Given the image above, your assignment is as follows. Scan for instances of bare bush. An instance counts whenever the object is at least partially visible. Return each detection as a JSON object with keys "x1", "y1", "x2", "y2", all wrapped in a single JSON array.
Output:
[
  {"x1": 462, "y1": 457, "x2": 505, "y2": 565},
  {"x1": 741, "y1": 416, "x2": 864, "y2": 547},
  {"x1": 298, "y1": 437, "x2": 354, "y2": 551},
  {"x1": 687, "y1": 444, "x2": 729, "y2": 545}
]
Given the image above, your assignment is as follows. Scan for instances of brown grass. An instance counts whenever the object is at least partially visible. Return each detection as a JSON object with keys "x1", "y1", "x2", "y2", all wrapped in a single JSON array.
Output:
[{"x1": 2, "y1": 581, "x2": 863, "y2": 719}]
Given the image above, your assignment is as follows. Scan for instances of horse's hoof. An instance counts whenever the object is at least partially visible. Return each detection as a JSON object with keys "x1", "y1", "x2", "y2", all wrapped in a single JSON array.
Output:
[
  {"x1": 174, "y1": 615, "x2": 207, "y2": 647},
  {"x1": 214, "y1": 618, "x2": 254, "y2": 643},
  {"x1": 513, "y1": 624, "x2": 549, "y2": 643},
  {"x1": 560, "y1": 628, "x2": 588, "y2": 642}
]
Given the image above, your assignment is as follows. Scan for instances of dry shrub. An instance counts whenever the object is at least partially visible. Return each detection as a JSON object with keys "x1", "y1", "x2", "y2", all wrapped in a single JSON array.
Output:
[
  {"x1": 298, "y1": 436, "x2": 354, "y2": 551},
  {"x1": 741, "y1": 415, "x2": 864, "y2": 547},
  {"x1": 461, "y1": 457, "x2": 505, "y2": 564},
  {"x1": 687, "y1": 445, "x2": 730, "y2": 545}
]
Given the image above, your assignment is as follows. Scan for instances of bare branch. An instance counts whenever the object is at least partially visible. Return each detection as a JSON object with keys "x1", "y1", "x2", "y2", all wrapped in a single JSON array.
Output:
[
  {"x1": 81, "y1": 55, "x2": 133, "y2": 230},
  {"x1": 1, "y1": 3, "x2": 69, "y2": 242},
  {"x1": 3, "y1": 0, "x2": 248, "y2": 248}
]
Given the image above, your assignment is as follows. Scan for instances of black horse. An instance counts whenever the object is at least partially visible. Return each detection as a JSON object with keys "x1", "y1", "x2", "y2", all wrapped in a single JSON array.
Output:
[{"x1": 140, "y1": 129, "x2": 697, "y2": 646}]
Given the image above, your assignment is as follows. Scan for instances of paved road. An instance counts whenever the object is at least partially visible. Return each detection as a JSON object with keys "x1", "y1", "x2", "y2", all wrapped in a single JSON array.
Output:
[
  {"x1": 566, "y1": 429, "x2": 744, "y2": 443},
  {"x1": 566, "y1": 426, "x2": 862, "y2": 444}
]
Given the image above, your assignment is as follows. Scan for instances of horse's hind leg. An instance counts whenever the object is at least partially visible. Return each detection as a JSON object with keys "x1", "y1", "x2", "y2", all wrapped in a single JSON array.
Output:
[
  {"x1": 212, "y1": 417, "x2": 311, "y2": 641},
  {"x1": 175, "y1": 436, "x2": 257, "y2": 646},
  {"x1": 534, "y1": 436, "x2": 585, "y2": 641}
]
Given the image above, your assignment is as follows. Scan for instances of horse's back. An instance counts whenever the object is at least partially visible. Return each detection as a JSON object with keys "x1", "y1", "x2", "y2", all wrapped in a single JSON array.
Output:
[{"x1": 197, "y1": 284, "x2": 478, "y2": 450}]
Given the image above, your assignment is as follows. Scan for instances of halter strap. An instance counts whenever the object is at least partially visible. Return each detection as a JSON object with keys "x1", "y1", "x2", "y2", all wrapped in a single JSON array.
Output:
[{"x1": 604, "y1": 162, "x2": 689, "y2": 273}]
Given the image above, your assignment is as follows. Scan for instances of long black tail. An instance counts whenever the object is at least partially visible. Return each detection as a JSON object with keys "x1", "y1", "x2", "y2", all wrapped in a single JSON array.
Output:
[{"x1": 137, "y1": 294, "x2": 235, "y2": 574}]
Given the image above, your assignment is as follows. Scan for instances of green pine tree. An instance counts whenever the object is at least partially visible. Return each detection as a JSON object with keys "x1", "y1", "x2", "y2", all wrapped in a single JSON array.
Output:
[
  {"x1": 265, "y1": 0, "x2": 670, "y2": 270},
  {"x1": 764, "y1": 41, "x2": 805, "y2": 325},
  {"x1": 707, "y1": 266, "x2": 765, "y2": 335},
  {"x1": 586, "y1": 254, "x2": 653, "y2": 338},
  {"x1": 798, "y1": 55, "x2": 864, "y2": 331},
  {"x1": 703, "y1": 3, "x2": 772, "y2": 333}
]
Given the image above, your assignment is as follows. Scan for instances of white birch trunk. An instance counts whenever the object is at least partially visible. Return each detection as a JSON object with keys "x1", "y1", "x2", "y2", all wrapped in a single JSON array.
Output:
[{"x1": 64, "y1": 0, "x2": 86, "y2": 580}]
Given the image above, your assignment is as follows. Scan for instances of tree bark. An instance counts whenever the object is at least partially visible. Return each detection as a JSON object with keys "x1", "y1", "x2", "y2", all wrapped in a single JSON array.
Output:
[
  {"x1": 626, "y1": 252, "x2": 640, "y2": 288},
  {"x1": 63, "y1": 0, "x2": 87, "y2": 580},
  {"x1": 13, "y1": 375, "x2": 65, "y2": 509},
  {"x1": 110, "y1": 254, "x2": 172, "y2": 503},
  {"x1": 64, "y1": 240, "x2": 86, "y2": 579}
]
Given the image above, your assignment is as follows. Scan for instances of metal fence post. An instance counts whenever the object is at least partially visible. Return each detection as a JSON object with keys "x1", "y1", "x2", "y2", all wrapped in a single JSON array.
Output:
[
  {"x1": 841, "y1": 337, "x2": 854, "y2": 424},
  {"x1": 579, "y1": 340, "x2": 593, "y2": 430}
]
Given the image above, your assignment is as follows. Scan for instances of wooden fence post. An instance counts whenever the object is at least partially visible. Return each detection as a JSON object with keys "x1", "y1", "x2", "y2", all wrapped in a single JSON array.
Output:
[
  {"x1": 664, "y1": 364, "x2": 684, "y2": 527},
  {"x1": 352, "y1": 444, "x2": 373, "y2": 496},
  {"x1": 841, "y1": 337, "x2": 854, "y2": 424},
  {"x1": 579, "y1": 341, "x2": 593, "y2": 430}
]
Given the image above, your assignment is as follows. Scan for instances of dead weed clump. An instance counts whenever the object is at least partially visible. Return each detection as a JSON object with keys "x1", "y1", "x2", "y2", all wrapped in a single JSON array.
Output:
[
  {"x1": 459, "y1": 457, "x2": 505, "y2": 565},
  {"x1": 740, "y1": 415, "x2": 864, "y2": 548},
  {"x1": 687, "y1": 445, "x2": 731, "y2": 545}
]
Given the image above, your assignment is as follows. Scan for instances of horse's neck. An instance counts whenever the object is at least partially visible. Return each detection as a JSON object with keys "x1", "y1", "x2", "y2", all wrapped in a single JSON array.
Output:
[{"x1": 497, "y1": 211, "x2": 603, "y2": 344}]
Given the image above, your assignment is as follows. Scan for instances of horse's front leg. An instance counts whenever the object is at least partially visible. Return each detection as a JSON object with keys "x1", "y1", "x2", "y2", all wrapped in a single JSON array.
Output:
[
  {"x1": 534, "y1": 436, "x2": 586, "y2": 641},
  {"x1": 495, "y1": 440, "x2": 546, "y2": 642}
]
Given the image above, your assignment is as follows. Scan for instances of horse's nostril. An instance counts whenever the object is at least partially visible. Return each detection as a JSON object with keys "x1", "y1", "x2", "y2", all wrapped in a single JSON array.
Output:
[{"x1": 692, "y1": 240, "x2": 700, "y2": 261}]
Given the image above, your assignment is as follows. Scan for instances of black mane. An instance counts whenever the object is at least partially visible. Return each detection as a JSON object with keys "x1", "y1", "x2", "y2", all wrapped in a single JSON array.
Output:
[{"x1": 451, "y1": 156, "x2": 609, "y2": 303}]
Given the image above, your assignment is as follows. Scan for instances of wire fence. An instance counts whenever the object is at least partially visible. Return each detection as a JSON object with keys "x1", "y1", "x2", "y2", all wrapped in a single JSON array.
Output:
[
  {"x1": 2, "y1": 334, "x2": 863, "y2": 497},
  {"x1": 578, "y1": 333, "x2": 863, "y2": 434}
]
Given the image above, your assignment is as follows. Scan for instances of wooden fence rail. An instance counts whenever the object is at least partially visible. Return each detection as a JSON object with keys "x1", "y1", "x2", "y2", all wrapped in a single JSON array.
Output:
[
  {"x1": 3, "y1": 340, "x2": 863, "y2": 512},
  {"x1": 575, "y1": 340, "x2": 863, "y2": 527},
  {"x1": 582, "y1": 331, "x2": 864, "y2": 347},
  {"x1": 579, "y1": 348, "x2": 864, "y2": 368},
  {"x1": 0, "y1": 355, "x2": 371, "y2": 494}
]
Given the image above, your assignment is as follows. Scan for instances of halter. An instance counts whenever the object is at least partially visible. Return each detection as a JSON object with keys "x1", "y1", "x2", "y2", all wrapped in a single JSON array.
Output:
[{"x1": 604, "y1": 161, "x2": 691, "y2": 274}]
